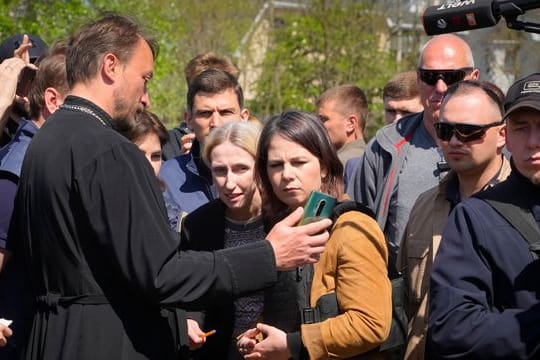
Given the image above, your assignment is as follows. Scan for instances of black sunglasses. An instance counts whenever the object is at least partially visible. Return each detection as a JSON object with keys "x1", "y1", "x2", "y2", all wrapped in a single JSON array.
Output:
[
  {"x1": 418, "y1": 67, "x2": 473, "y2": 86},
  {"x1": 433, "y1": 120, "x2": 504, "y2": 142}
]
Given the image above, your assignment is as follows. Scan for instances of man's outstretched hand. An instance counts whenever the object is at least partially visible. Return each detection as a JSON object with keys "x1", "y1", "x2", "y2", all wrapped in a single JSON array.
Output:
[{"x1": 267, "y1": 207, "x2": 331, "y2": 271}]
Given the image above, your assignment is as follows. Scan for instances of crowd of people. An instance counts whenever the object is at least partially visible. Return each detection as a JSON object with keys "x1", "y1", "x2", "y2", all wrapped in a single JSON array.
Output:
[{"x1": 0, "y1": 11, "x2": 540, "y2": 360}]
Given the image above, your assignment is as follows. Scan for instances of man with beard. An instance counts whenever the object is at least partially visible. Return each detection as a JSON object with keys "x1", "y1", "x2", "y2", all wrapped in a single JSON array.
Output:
[{"x1": 8, "y1": 14, "x2": 331, "y2": 360}]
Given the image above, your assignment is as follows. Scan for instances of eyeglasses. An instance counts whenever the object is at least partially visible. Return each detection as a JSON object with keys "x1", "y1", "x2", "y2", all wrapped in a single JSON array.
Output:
[
  {"x1": 434, "y1": 120, "x2": 504, "y2": 142},
  {"x1": 417, "y1": 68, "x2": 473, "y2": 86}
]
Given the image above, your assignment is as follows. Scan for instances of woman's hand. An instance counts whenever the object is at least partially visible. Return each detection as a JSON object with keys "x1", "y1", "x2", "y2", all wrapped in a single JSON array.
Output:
[
  {"x1": 240, "y1": 323, "x2": 291, "y2": 360},
  {"x1": 186, "y1": 318, "x2": 205, "y2": 350},
  {"x1": 237, "y1": 326, "x2": 260, "y2": 357}
]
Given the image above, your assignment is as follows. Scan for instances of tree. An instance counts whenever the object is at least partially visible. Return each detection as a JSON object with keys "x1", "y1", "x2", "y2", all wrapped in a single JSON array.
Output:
[
  {"x1": 248, "y1": 0, "x2": 402, "y2": 137},
  {"x1": 0, "y1": 0, "x2": 264, "y2": 127}
]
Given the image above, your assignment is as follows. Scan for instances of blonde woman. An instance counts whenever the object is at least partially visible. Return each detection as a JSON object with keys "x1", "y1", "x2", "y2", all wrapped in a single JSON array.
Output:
[{"x1": 181, "y1": 121, "x2": 299, "y2": 359}]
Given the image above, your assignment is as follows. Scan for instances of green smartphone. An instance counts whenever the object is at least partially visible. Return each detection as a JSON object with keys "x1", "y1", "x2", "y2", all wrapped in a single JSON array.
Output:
[{"x1": 299, "y1": 191, "x2": 337, "y2": 225}]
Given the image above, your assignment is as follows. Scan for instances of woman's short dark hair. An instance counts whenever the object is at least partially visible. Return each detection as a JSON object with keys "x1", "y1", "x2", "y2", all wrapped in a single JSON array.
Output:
[
  {"x1": 256, "y1": 110, "x2": 344, "y2": 214},
  {"x1": 117, "y1": 110, "x2": 169, "y2": 146}
]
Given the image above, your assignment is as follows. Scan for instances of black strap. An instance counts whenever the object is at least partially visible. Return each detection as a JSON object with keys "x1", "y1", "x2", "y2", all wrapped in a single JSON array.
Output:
[
  {"x1": 482, "y1": 199, "x2": 540, "y2": 258},
  {"x1": 298, "y1": 201, "x2": 374, "y2": 324},
  {"x1": 296, "y1": 263, "x2": 315, "y2": 323},
  {"x1": 296, "y1": 200, "x2": 406, "y2": 354},
  {"x1": 332, "y1": 200, "x2": 375, "y2": 221}
]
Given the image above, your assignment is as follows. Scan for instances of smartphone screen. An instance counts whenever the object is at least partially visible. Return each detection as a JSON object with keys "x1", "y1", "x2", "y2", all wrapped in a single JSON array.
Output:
[
  {"x1": 16, "y1": 67, "x2": 37, "y2": 97},
  {"x1": 179, "y1": 122, "x2": 193, "y2": 136},
  {"x1": 299, "y1": 191, "x2": 337, "y2": 225}
]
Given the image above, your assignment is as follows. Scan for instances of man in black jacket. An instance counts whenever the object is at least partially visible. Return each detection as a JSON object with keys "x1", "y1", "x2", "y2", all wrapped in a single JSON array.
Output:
[{"x1": 428, "y1": 73, "x2": 540, "y2": 359}]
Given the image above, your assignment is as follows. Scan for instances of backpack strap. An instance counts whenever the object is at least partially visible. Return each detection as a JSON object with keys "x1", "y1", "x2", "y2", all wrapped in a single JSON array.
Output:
[
  {"x1": 480, "y1": 198, "x2": 540, "y2": 258},
  {"x1": 331, "y1": 200, "x2": 375, "y2": 222},
  {"x1": 298, "y1": 201, "x2": 374, "y2": 324},
  {"x1": 312, "y1": 200, "x2": 406, "y2": 353}
]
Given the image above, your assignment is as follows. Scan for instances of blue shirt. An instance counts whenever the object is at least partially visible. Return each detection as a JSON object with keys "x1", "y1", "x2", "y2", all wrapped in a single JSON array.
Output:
[
  {"x1": 0, "y1": 119, "x2": 37, "y2": 359},
  {"x1": 159, "y1": 140, "x2": 218, "y2": 231},
  {"x1": 0, "y1": 119, "x2": 38, "y2": 248},
  {"x1": 0, "y1": 119, "x2": 38, "y2": 177}
]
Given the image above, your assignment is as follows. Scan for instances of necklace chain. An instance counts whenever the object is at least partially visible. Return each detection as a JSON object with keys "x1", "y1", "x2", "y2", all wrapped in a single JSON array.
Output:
[{"x1": 60, "y1": 104, "x2": 108, "y2": 126}]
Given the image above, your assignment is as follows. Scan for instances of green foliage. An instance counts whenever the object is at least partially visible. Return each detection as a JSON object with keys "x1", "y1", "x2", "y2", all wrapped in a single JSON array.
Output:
[
  {"x1": 0, "y1": 0, "x2": 262, "y2": 127},
  {"x1": 249, "y1": 1, "x2": 399, "y2": 138},
  {"x1": 0, "y1": 0, "x2": 93, "y2": 44},
  {"x1": 0, "y1": 0, "x2": 406, "y2": 136}
]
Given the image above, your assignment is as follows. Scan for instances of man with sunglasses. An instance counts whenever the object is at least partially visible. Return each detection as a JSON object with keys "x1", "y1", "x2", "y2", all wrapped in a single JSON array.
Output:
[
  {"x1": 397, "y1": 80, "x2": 510, "y2": 359},
  {"x1": 347, "y1": 34, "x2": 479, "y2": 279},
  {"x1": 427, "y1": 73, "x2": 540, "y2": 359}
]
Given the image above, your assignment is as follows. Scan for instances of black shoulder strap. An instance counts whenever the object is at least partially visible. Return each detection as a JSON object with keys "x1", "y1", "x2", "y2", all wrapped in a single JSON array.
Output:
[
  {"x1": 331, "y1": 200, "x2": 375, "y2": 222},
  {"x1": 296, "y1": 201, "x2": 374, "y2": 324},
  {"x1": 482, "y1": 198, "x2": 540, "y2": 258}
]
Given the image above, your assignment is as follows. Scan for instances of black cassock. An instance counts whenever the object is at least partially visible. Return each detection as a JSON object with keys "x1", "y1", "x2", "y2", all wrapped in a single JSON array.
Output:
[{"x1": 8, "y1": 96, "x2": 276, "y2": 360}]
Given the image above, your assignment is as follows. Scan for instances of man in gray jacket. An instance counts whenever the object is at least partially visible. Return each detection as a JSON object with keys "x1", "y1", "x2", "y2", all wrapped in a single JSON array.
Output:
[{"x1": 347, "y1": 34, "x2": 479, "y2": 276}]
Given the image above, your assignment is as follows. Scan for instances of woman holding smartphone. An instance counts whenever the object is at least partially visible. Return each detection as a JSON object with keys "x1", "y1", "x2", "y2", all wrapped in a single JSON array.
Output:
[
  {"x1": 238, "y1": 110, "x2": 392, "y2": 359},
  {"x1": 179, "y1": 121, "x2": 300, "y2": 359}
]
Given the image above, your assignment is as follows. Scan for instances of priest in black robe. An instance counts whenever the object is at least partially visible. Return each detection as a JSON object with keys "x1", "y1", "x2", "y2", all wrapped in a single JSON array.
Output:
[{"x1": 7, "y1": 14, "x2": 331, "y2": 360}]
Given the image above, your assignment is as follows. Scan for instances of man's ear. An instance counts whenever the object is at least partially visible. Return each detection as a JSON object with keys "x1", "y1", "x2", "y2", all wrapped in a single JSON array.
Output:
[
  {"x1": 497, "y1": 123, "x2": 506, "y2": 149},
  {"x1": 346, "y1": 114, "x2": 358, "y2": 134},
  {"x1": 470, "y1": 68, "x2": 480, "y2": 80},
  {"x1": 241, "y1": 108, "x2": 250, "y2": 121},
  {"x1": 44, "y1": 87, "x2": 63, "y2": 114},
  {"x1": 102, "y1": 53, "x2": 120, "y2": 83}
]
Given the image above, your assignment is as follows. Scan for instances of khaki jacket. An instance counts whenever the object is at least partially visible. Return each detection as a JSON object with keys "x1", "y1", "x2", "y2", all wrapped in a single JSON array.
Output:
[
  {"x1": 397, "y1": 157, "x2": 511, "y2": 360},
  {"x1": 302, "y1": 210, "x2": 392, "y2": 359}
]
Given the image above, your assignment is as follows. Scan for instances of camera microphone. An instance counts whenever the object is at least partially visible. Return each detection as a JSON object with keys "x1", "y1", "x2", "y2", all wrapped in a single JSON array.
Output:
[
  {"x1": 423, "y1": 0, "x2": 499, "y2": 35},
  {"x1": 422, "y1": 0, "x2": 540, "y2": 36}
]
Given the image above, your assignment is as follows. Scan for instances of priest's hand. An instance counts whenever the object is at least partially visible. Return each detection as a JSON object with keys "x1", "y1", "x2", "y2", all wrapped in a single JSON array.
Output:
[{"x1": 266, "y1": 207, "x2": 331, "y2": 271}]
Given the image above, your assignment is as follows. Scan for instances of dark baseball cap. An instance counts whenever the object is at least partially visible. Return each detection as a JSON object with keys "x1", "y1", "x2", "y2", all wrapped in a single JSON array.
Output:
[
  {"x1": 0, "y1": 33, "x2": 48, "y2": 63},
  {"x1": 504, "y1": 73, "x2": 540, "y2": 119}
]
